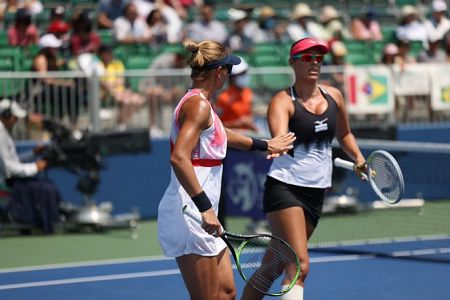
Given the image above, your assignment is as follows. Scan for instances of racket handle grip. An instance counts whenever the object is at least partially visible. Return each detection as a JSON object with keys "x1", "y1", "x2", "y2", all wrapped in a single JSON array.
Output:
[
  {"x1": 182, "y1": 205, "x2": 224, "y2": 236},
  {"x1": 334, "y1": 158, "x2": 355, "y2": 171},
  {"x1": 334, "y1": 158, "x2": 369, "y2": 180},
  {"x1": 182, "y1": 205, "x2": 203, "y2": 224}
]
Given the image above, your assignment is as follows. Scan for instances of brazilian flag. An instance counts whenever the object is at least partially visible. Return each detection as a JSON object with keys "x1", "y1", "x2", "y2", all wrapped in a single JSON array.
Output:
[
  {"x1": 367, "y1": 75, "x2": 388, "y2": 105},
  {"x1": 441, "y1": 86, "x2": 450, "y2": 103}
]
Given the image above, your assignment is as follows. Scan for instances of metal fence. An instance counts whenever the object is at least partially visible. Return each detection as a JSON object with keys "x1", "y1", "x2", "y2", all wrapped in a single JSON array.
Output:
[{"x1": 1, "y1": 65, "x2": 449, "y2": 141}]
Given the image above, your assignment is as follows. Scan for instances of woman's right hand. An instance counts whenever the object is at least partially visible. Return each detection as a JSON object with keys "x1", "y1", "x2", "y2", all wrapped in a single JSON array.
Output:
[
  {"x1": 36, "y1": 159, "x2": 48, "y2": 171},
  {"x1": 266, "y1": 132, "x2": 296, "y2": 159},
  {"x1": 200, "y1": 208, "x2": 223, "y2": 237}
]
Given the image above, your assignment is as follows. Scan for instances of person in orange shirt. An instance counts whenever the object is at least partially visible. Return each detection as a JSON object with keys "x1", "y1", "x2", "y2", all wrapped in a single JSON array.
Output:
[{"x1": 216, "y1": 57, "x2": 258, "y2": 132}]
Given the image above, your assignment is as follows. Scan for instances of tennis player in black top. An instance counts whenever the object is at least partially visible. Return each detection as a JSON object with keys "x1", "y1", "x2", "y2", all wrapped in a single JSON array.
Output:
[{"x1": 241, "y1": 38, "x2": 367, "y2": 299}]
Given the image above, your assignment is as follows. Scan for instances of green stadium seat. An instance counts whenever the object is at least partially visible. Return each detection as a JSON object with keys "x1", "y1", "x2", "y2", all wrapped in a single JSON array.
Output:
[
  {"x1": 344, "y1": 40, "x2": 370, "y2": 53},
  {"x1": 3, "y1": 12, "x2": 16, "y2": 29},
  {"x1": 253, "y1": 43, "x2": 280, "y2": 56},
  {"x1": 372, "y1": 40, "x2": 387, "y2": 63},
  {"x1": 40, "y1": 0, "x2": 64, "y2": 7},
  {"x1": 22, "y1": 44, "x2": 41, "y2": 59},
  {"x1": 21, "y1": 58, "x2": 33, "y2": 71},
  {"x1": 409, "y1": 40, "x2": 424, "y2": 57},
  {"x1": 395, "y1": 0, "x2": 418, "y2": 6},
  {"x1": 0, "y1": 32, "x2": 9, "y2": 47},
  {"x1": 256, "y1": 73, "x2": 292, "y2": 90},
  {"x1": 251, "y1": 55, "x2": 285, "y2": 67},
  {"x1": 35, "y1": 8, "x2": 51, "y2": 27},
  {"x1": 98, "y1": 29, "x2": 114, "y2": 45},
  {"x1": 0, "y1": 58, "x2": 15, "y2": 71},
  {"x1": 70, "y1": 0, "x2": 97, "y2": 9},
  {"x1": 346, "y1": 52, "x2": 374, "y2": 65},
  {"x1": 0, "y1": 47, "x2": 22, "y2": 70},
  {"x1": 126, "y1": 56, "x2": 153, "y2": 70}
]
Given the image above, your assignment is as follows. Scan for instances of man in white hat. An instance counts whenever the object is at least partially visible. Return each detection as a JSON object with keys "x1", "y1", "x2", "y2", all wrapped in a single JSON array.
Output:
[
  {"x1": 286, "y1": 3, "x2": 327, "y2": 42},
  {"x1": 395, "y1": 5, "x2": 428, "y2": 46},
  {"x1": 424, "y1": 0, "x2": 450, "y2": 44},
  {"x1": 0, "y1": 99, "x2": 62, "y2": 234}
]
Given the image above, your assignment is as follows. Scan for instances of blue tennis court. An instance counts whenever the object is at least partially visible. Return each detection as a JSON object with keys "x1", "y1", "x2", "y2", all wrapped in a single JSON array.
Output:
[{"x1": 1, "y1": 251, "x2": 449, "y2": 300}]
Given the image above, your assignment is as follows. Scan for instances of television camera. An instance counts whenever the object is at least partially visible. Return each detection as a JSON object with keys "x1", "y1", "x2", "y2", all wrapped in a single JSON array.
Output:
[{"x1": 42, "y1": 120, "x2": 151, "y2": 234}]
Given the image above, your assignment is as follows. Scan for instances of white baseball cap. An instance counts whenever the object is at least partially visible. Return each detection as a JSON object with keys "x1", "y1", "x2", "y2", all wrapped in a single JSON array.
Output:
[
  {"x1": 38, "y1": 34, "x2": 62, "y2": 49},
  {"x1": 228, "y1": 8, "x2": 247, "y2": 22},
  {"x1": 432, "y1": 0, "x2": 447, "y2": 12},
  {"x1": 0, "y1": 99, "x2": 27, "y2": 118},
  {"x1": 231, "y1": 56, "x2": 249, "y2": 76}
]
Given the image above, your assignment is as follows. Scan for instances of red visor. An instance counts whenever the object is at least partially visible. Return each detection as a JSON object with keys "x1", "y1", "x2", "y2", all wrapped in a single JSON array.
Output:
[
  {"x1": 48, "y1": 21, "x2": 70, "y2": 34},
  {"x1": 290, "y1": 38, "x2": 329, "y2": 57}
]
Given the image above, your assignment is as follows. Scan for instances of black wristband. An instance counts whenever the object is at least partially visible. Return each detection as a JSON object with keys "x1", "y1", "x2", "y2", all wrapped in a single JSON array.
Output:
[
  {"x1": 249, "y1": 137, "x2": 268, "y2": 151},
  {"x1": 191, "y1": 191, "x2": 212, "y2": 212}
]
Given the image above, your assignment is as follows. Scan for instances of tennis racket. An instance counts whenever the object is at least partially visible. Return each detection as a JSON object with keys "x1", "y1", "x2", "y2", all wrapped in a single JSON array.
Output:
[
  {"x1": 182, "y1": 205, "x2": 300, "y2": 296},
  {"x1": 334, "y1": 150, "x2": 405, "y2": 204}
]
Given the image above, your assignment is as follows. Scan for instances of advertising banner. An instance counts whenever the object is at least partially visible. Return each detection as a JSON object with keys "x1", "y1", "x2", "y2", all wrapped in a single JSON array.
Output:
[{"x1": 344, "y1": 65, "x2": 394, "y2": 114}]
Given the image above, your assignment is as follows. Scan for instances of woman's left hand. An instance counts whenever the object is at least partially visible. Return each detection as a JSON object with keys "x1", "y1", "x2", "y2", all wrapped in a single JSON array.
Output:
[
  {"x1": 266, "y1": 132, "x2": 296, "y2": 159},
  {"x1": 354, "y1": 161, "x2": 368, "y2": 180}
]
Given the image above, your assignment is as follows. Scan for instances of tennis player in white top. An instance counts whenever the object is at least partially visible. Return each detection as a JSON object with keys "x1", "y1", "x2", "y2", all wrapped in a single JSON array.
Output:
[{"x1": 157, "y1": 40, "x2": 296, "y2": 300}]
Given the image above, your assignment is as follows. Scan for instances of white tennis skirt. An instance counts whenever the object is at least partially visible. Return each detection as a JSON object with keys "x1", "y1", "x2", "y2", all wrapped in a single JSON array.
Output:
[{"x1": 157, "y1": 166, "x2": 226, "y2": 257}]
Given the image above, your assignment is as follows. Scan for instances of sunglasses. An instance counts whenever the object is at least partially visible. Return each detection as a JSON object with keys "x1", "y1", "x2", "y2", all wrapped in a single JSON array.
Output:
[{"x1": 291, "y1": 53, "x2": 325, "y2": 63}]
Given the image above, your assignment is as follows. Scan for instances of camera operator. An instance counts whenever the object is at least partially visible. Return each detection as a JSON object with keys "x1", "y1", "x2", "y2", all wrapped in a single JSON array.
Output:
[{"x1": 0, "y1": 99, "x2": 62, "y2": 234}]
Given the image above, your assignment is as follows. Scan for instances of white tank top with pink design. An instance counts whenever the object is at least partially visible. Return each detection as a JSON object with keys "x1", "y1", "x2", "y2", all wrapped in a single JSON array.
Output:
[
  {"x1": 170, "y1": 88, "x2": 227, "y2": 163},
  {"x1": 158, "y1": 88, "x2": 228, "y2": 258}
]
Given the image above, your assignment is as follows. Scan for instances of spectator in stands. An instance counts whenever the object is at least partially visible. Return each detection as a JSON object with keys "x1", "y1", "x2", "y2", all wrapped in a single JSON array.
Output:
[
  {"x1": 1, "y1": 0, "x2": 42, "y2": 16},
  {"x1": 47, "y1": 20, "x2": 71, "y2": 58},
  {"x1": 320, "y1": 5, "x2": 351, "y2": 43},
  {"x1": 351, "y1": 6, "x2": 383, "y2": 41},
  {"x1": 286, "y1": 3, "x2": 326, "y2": 42},
  {"x1": 49, "y1": 5, "x2": 65, "y2": 23},
  {"x1": 7, "y1": 8, "x2": 39, "y2": 46},
  {"x1": 396, "y1": 38, "x2": 417, "y2": 68},
  {"x1": 0, "y1": 99, "x2": 62, "y2": 234},
  {"x1": 328, "y1": 40, "x2": 348, "y2": 66},
  {"x1": 224, "y1": 8, "x2": 253, "y2": 55},
  {"x1": 31, "y1": 34, "x2": 80, "y2": 118},
  {"x1": 248, "y1": 5, "x2": 288, "y2": 44},
  {"x1": 446, "y1": 32, "x2": 450, "y2": 62},
  {"x1": 395, "y1": 5, "x2": 427, "y2": 47},
  {"x1": 163, "y1": 0, "x2": 203, "y2": 21},
  {"x1": 70, "y1": 14, "x2": 101, "y2": 56},
  {"x1": 113, "y1": 2, "x2": 152, "y2": 45},
  {"x1": 216, "y1": 56, "x2": 257, "y2": 132},
  {"x1": 424, "y1": 0, "x2": 450, "y2": 44},
  {"x1": 96, "y1": 44, "x2": 145, "y2": 129},
  {"x1": 186, "y1": 2, "x2": 227, "y2": 43},
  {"x1": 32, "y1": 34, "x2": 65, "y2": 73},
  {"x1": 98, "y1": 0, "x2": 129, "y2": 29},
  {"x1": 322, "y1": 41, "x2": 347, "y2": 90},
  {"x1": 145, "y1": 8, "x2": 168, "y2": 49},
  {"x1": 140, "y1": 45, "x2": 189, "y2": 135},
  {"x1": 134, "y1": 0, "x2": 183, "y2": 43},
  {"x1": 417, "y1": 37, "x2": 447, "y2": 63},
  {"x1": 381, "y1": 43, "x2": 400, "y2": 65}
]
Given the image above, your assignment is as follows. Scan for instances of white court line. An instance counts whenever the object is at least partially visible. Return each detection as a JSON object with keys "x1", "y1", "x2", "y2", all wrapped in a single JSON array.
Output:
[
  {"x1": 0, "y1": 255, "x2": 171, "y2": 274},
  {"x1": 0, "y1": 269, "x2": 181, "y2": 291},
  {"x1": 0, "y1": 255, "x2": 371, "y2": 291}
]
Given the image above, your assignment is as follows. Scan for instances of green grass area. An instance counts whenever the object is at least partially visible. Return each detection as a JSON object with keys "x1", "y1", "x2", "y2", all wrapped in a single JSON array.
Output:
[
  {"x1": 0, "y1": 216, "x2": 253, "y2": 270},
  {"x1": 1, "y1": 201, "x2": 448, "y2": 270},
  {"x1": 311, "y1": 200, "x2": 450, "y2": 244}
]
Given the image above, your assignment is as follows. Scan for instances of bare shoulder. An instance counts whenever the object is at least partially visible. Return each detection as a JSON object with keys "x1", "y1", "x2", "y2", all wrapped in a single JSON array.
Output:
[
  {"x1": 270, "y1": 88, "x2": 293, "y2": 107},
  {"x1": 319, "y1": 84, "x2": 345, "y2": 107},
  {"x1": 178, "y1": 94, "x2": 211, "y2": 126}
]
